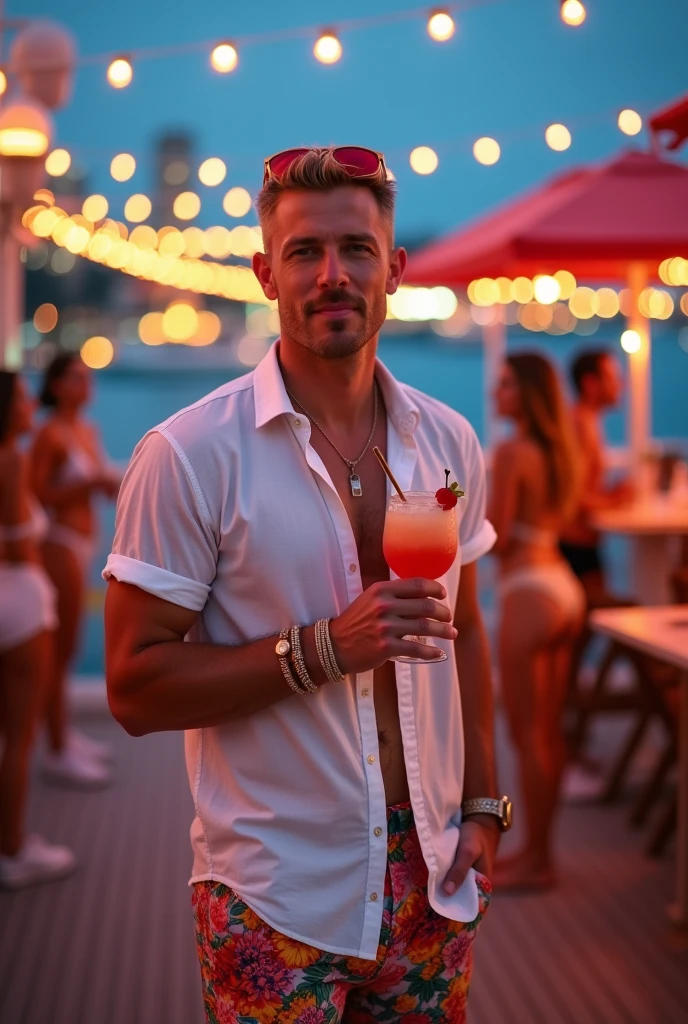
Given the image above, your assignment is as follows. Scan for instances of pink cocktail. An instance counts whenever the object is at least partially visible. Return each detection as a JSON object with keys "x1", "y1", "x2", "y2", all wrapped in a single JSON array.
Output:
[{"x1": 382, "y1": 492, "x2": 458, "y2": 663}]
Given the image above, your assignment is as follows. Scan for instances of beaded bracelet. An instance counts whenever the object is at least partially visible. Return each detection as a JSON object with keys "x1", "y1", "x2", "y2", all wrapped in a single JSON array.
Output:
[
  {"x1": 315, "y1": 618, "x2": 345, "y2": 684},
  {"x1": 289, "y1": 626, "x2": 320, "y2": 693}
]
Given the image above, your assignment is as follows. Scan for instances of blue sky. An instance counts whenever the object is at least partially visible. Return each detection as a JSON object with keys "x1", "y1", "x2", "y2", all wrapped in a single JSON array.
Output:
[{"x1": 10, "y1": 0, "x2": 688, "y2": 240}]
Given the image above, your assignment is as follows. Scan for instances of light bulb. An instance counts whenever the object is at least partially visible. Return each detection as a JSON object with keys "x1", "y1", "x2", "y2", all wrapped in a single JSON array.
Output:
[
  {"x1": 314, "y1": 33, "x2": 342, "y2": 65},
  {"x1": 107, "y1": 57, "x2": 133, "y2": 89},
  {"x1": 561, "y1": 1, "x2": 586, "y2": 27},
  {"x1": 211, "y1": 43, "x2": 238, "y2": 73},
  {"x1": 427, "y1": 11, "x2": 455, "y2": 42}
]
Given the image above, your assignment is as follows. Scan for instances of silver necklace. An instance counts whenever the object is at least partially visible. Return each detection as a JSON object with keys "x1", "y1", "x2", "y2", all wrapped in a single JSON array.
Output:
[{"x1": 285, "y1": 381, "x2": 379, "y2": 497}]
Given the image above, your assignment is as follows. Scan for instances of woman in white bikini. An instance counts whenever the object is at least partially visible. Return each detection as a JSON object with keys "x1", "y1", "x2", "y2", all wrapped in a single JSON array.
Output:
[
  {"x1": 0, "y1": 372, "x2": 76, "y2": 888},
  {"x1": 489, "y1": 352, "x2": 584, "y2": 890},
  {"x1": 31, "y1": 354, "x2": 120, "y2": 787}
]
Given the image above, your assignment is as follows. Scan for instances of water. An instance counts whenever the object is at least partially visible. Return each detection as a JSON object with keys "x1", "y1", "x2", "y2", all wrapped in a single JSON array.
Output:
[{"x1": 55, "y1": 327, "x2": 686, "y2": 675}]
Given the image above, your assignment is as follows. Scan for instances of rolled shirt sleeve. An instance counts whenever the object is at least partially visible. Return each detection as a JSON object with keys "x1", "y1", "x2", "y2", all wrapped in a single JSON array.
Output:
[
  {"x1": 102, "y1": 429, "x2": 218, "y2": 611},
  {"x1": 458, "y1": 424, "x2": 497, "y2": 565}
]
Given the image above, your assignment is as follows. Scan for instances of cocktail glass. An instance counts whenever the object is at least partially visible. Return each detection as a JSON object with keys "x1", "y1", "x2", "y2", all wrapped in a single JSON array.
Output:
[{"x1": 382, "y1": 491, "x2": 458, "y2": 664}]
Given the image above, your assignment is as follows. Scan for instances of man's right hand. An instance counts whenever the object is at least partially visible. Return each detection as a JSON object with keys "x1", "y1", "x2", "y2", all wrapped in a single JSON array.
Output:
[{"x1": 329, "y1": 579, "x2": 457, "y2": 674}]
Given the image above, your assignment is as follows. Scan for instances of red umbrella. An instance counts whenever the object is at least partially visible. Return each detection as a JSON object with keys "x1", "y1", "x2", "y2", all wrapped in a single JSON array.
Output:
[
  {"x1": 404, "y1": 148, "x2": 688, "y2": 466},
  {"x1": 404, "y1": 149, "x2": 688, "y2": 284}
]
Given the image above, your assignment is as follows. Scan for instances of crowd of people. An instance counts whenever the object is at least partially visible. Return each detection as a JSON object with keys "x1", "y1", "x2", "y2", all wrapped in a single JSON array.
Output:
[
  {"x1": 0, "y1": 341, "x2": 631, "y2": 896},
  {"x1": 0, "y1": 355, "x2": 120, "y2": 890}
]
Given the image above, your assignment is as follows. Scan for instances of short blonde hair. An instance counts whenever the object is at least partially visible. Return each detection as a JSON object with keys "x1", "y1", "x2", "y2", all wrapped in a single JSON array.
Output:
[{"x1": 256, "y1": 146, "x2": 396, "y2": 248}]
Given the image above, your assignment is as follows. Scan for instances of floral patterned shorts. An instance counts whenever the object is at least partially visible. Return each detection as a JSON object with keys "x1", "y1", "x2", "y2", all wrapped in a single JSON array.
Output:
[{"x1": 192, "y1": 803, "x2": 492, "y2": 1023}]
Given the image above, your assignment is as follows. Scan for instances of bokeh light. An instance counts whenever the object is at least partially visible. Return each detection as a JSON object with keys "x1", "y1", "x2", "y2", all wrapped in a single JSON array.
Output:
[
  {"x1": 618, "y1": 109, "x2": 642, "y2": 136},
  {"x1": 427, "y1": 11, "x2": 455, "y2": 41},
  {"x1": 680, "y1": 294, "x2": 688, "y2": 317},
  {"x1": 569, "y1": 286, "x2": 599, "y2": 319},
  {"x1": 173, "y1": 191, "x2": 201, "y2": 220},
  {"x1": 560, "y1": 0, "x2": 586, "y2": 26},
  {"x1": 0, "y1": 70, "x2": 6, "y2": 96},
  {"x1": 533, "y1": 275, "x2": 561, "y2": 304},
  {"x1": 620, "y1": 329, "x2": 641, "y2": 354},
  {"x1": 45, "y1": 148, "x2": 71, "y2": 176},
  {"x1": 33, "y1": 189, "x2": 55, "y2": 207},
  {"x1": 511, "y1": 277, "x2": 534, "y2": 304},
  {"x1": 81, "y1": 336, "x2": 114, "y2": 368},
  {"x1": 204, "y1": 225, "x2": 233, "y2": 259},
  {"x1": 182, "y1": 225, "x2": 206, "y2": 257},
  {"x1": 163, "y1": 160, "x2": 189, "y2": 186},
  {"x1": 553, "y1": 269, "x2": 577, "y2": 299},
  {"x1": 158, "y1": 227, "x2": 185, "y2": 256},
  {"x1": 198, "y1": 157, "x2": 227, "y2": 187},
  {"x1": 138, "y1": 312, "x2": 166, "y2": 346},
  {"x1": 596, "y1": 287, "x2": 620, "y2": 319},
  {"x1": 223, "y1": 187, "x2": 252, "y2": 218},
  {"x1": 33, "y1": 303, "x2": 58, "y2": 333},
  {"x1": 82, "y1": 195, "x2": 109, "y2": 222},
  {"x1": 193, "y1": 311, "x2": 222, "y2": 346},
  {"x1": 129, "y1": 225, "x2": 158, "y2": 250},
  {"x1": 110, "y1": 153, "x2": 136, "y2": 182},
  {"x1": 211, "y1": 43, "x2": 238, "y2": 73},
  {"x1": 107, "y1": 58, "x2": 133, "y2": 89},
  {"x1": 124, "y1": 193, "x2": 152, "y2": 223},
  {"x1": 545, "y1": 124, "x2": 572, "y2": 151},
  {"x1": 410, "y1": 146, "x2": 439, "y2": 175},
  {"x1": 162, "y1": 302, "x2": 199, "y2": 342},
  {"x1": 473, "y1": 137, "x2": 500, "y2": 166},
  {"x1": 314, "y1": 33, "x2": 342, "y2": 64}
]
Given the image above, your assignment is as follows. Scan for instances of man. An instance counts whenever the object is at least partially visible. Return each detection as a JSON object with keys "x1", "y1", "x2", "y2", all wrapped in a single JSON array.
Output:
[
  {"x1": 560, "y1": 348, "x2": 633, "y2": 602},
  {"x1": 104, "y1": 146, "x2": 508, "y2": 1023}
]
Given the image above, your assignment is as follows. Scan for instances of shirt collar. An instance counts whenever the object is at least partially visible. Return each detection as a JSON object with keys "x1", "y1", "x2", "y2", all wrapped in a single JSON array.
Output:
[{"x1": 253, "y1": 340, "x2": 420, "y2": 438}]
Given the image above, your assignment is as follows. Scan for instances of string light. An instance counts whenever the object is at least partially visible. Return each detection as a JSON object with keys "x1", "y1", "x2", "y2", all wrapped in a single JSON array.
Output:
[
  {"x1": 173, "y1": 191, "x2": 201, "y2": 220},
  {"x1": 314, "y1": 32, "x2": 342, "y2": 64},
  {"x1": 620, "y1": 330, "x2": 641, "y2": 354},
  {"x1": 124, "y1": 194, "x2": 152, "y2": 223},
  {"x1": 545, "y1": 123, "x2": 572, "y2": 151},
  {"x1": 110, "y1": 152, "x2": 136, "y2": 182},
  {"x1": 427, "y1": 10, "x2": 456, "y2": 42},
  {"x1": 223, "y1": 187, "x2": 252, "y2": 218},
  {"x1": 107, "y1": 57, "x2": 133, "y2": 89},
  {"x1": 553, "y1": 269, "x2": 577, "y2": 299},
  {"x1": 410, "y1": 146, "x2": 438, "y2": 174},
  {"x1": 210, "y1": 42, "x2": 238, "y2": 73},
  {"x1": 45, "y1": 148, "x2": 71, "y2": 176},
  {"x1": 618, "y1": 109, "x2": 642, "y2": 136},
  {"x1": 81, "y1": 336, "x2": 114, "y2": 369},
  {"x1": 82, "y1": 195, "x2": 109, "y2": 222},
  {"x1": 198, "y1": 157, "x2": 227, "y2": 187},
  {"x1": 472, "y1": 137, "x2": 500, "y2": 165},
  {"x1": 560, "y1": 1, "x2": 587, "y2": 27},
  {"x1": 533, "y1": 275, "x2": 561, "y2": 304}
]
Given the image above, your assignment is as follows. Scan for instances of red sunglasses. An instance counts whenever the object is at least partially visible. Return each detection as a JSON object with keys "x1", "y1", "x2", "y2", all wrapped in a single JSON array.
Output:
[{"x1": 263, "y1": 146, "x2": 387, "y2": 186}]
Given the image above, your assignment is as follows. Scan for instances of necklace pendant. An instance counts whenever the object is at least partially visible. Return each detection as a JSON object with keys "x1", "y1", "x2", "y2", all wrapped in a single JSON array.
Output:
[{"x1": 350, "y1": 473, "x2": 363, "y2": 498}]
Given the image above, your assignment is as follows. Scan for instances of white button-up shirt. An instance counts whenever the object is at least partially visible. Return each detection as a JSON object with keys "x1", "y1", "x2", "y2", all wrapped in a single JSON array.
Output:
[{"x1": 104, "y1": 341, "x2": 496, "y2": 960}]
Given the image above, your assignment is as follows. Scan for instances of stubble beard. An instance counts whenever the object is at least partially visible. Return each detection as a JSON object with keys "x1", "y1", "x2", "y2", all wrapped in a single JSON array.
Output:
[{"x1": 278, "y1": 292, "x2": 388, "y2": 361}]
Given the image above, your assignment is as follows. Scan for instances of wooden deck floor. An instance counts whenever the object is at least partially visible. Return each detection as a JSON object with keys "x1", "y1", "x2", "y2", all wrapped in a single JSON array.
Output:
[{"x1": 1, "y1": 707, "x2": 686, "y2": 1024}]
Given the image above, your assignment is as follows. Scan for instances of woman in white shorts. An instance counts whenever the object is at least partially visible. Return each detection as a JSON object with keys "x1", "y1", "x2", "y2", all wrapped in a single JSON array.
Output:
[
  {"x1": 31, "y1": 354, "x2": 119, "y2": 787},
  {"x1": 0, "y1": 372, "x2": 75, "y2": 889},
  {"x1": 488, "y1": 352, "x2": 585, "y2": 891}
]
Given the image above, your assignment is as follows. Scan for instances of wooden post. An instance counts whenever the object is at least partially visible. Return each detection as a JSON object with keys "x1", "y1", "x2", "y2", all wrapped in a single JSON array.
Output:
[
  {"x1": 626, "y1": 262, "x2": 651, "y2": 476},
  {"x1": 482, "y1": 312, "x2": 507, "y2": 450}
]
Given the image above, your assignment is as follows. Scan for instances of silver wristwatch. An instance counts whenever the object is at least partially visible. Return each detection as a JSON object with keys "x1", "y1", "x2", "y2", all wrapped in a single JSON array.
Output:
[{"x1": 461, "y1": 795, "x2": 512, "y2": 832}]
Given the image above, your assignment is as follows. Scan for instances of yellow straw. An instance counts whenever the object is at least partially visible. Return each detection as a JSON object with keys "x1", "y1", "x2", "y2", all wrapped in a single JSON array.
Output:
[{"x1": 373, "y1": 446, "x2": 407, "y2": 502}]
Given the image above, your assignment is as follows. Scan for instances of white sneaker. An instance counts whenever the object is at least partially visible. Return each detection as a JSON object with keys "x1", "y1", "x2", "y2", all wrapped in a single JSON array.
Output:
[
  {"x1": 42, "y1": 746, "x2": 113, "y2": 788},
  {"x1": 67, "y1": 727, "x2": 113, "y2": 764},
  {"x1": 0, "y1": 834, "x2": 76, "y2": 890}
]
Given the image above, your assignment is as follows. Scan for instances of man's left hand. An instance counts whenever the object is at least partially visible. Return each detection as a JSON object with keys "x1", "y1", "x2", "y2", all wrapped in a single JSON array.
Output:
[{"x1": 443, "y1": 816, "x2": 500, "y2": 894}]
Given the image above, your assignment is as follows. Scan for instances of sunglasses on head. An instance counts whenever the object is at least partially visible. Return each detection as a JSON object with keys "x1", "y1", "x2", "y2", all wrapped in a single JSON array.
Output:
[{"x1": 263, "y1": 146, "x2": 387, "y2": 186}]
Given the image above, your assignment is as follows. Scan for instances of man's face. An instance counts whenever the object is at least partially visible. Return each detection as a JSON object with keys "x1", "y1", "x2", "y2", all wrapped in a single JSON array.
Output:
[{"x1": 253, "y1": 186, "x2": 406, "y2": 360}]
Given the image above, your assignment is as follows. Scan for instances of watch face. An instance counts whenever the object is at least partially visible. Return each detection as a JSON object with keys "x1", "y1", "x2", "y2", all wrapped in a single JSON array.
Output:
[{"x1": 276, "y1": 639, "x2": 291, "y2": 657}]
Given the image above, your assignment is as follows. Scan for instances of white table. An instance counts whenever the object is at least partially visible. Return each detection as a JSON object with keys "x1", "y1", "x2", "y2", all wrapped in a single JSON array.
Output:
[
  {"x1": 592, "y1": 497, "x2": 688, "y2": 604},
  {"x1": 589, "y1": 606, "x2": 688, "y2": 929}
]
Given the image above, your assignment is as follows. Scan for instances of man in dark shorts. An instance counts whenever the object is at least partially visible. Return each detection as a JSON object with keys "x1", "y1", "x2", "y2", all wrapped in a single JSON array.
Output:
[{"x1": 560, "y1": 348, "x2": 634, "y2": 603}]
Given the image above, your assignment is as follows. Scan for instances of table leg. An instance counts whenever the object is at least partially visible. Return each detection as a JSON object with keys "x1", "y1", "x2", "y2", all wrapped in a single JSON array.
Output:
[
  {"x1": 631, "y1": 536, "x2": 672, "y2": 605},
  {"x1": 668, "y1": 671, "x2": 688, "y2": 928}
]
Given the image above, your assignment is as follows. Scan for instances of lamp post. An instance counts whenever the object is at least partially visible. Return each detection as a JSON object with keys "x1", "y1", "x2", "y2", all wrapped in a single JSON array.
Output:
[{"x1": 0, "y1": 15, "x2": 75, "y2": 368}]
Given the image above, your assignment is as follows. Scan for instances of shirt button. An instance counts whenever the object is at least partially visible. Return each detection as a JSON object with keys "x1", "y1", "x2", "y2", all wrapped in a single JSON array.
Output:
[
  {"x1": 349, "y1": 563, "x2": 357, "y2": 573},
  {"x1": 367, "y1": 754, "x2": 376, "y2": 765},
  {"x1": 374, "y1": 827, "x2": 382, "y2": 837},
  {"x1": 361, "y1": 688, "x2": 370, "y2": 697},
  {"x1": 370, "y1": 892, "x2": 378, "y2": 902},
  {"x1": 294, "y1": 418, "x2": 302, "y2": 427}
]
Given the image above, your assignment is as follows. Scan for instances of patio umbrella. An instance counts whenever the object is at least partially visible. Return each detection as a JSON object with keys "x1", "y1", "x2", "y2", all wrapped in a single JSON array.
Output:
[{"x1": 405, "y1": 148, "x2": 688, "y2": 464}]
